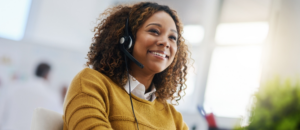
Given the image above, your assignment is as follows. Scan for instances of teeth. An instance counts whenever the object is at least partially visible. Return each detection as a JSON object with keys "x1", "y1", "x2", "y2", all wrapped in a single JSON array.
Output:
[{"x1": 151, "y1": 52, "x2": 166, "y2": 58}]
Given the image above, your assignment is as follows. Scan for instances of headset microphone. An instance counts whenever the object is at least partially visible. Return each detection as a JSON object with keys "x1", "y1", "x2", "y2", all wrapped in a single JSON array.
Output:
[{"x1": 119, "y1": 18, "x2": 144, "y2": 69}]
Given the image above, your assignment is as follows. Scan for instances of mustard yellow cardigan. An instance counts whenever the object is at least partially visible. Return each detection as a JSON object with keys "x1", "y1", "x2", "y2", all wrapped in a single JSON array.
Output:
[{"x1": 62, "y1": 68, "x2": 189, "y2": 130}]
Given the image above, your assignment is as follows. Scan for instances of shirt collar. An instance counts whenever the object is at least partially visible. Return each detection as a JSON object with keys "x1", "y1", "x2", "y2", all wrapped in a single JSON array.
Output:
[
  {"x1": 124, "y1": 74, "x2": 141, "y2": 93},
  {"x1": 123, "y1": 75, "x2": 156, "y2": 101},
  {"x1": 145, "y1": 85, "x2": 156, "y2": 101}
]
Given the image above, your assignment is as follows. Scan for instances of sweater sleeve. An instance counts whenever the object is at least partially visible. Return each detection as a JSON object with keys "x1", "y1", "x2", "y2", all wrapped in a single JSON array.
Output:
[
  {"x1": 169, "y1": 104, "x2": 189, "y2": 130},
  {"x1": 63, "y1": 68, "x2": 113, "y2": 130}
]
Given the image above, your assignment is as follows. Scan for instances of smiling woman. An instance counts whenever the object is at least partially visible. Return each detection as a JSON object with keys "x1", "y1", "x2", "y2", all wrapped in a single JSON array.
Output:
[{"x1": 62, "y1": 2, "x2": 190, "y2": 130}]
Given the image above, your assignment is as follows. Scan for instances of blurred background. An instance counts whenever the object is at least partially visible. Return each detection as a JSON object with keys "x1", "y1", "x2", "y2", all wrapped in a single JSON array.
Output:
[{"x1": 1, "y1": 0, "x2": 300, "y2": 129}]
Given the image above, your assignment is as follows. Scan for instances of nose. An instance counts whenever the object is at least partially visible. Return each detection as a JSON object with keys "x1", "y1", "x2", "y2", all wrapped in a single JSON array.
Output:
[{"x1": 156, "y1": 36, "x2": 170, "y2": 48}]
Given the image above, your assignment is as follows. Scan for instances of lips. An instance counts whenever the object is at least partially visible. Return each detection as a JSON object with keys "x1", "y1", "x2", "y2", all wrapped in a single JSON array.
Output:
[{"x1": 148, "y1": 50, "x2": 169, "y2": 59}]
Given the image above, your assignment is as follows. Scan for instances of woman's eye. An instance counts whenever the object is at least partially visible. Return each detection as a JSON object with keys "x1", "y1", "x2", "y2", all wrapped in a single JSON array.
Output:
[
  {"x1": 169, "y1": 36, "x2": 177, "y2": 41},
  {"x1": 149, "y1": 29, "x2": 159, "y2": 35}
]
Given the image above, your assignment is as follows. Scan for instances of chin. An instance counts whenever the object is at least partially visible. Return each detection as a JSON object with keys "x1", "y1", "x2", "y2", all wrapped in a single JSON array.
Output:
[{"x1": 148, "y1": 64, "x2": 168, "y2": 74}]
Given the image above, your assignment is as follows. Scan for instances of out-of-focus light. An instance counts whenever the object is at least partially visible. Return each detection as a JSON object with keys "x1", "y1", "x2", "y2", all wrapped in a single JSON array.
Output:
[
  {"x1": 215, "y1": 22, "x2": 269, "y2": 44},
  {"x1": 183, "y1": 25, "x2": 204, "y2": 45},
  {"x1": 0, "y1": 0, "x2": 32, "y2": 41},
  {"x1": 204, "y1": 46, "x2": 262, "y2": 118}
]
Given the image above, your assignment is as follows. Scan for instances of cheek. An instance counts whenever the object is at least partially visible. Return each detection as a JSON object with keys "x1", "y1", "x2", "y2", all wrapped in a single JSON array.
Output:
[
  {"x1": 136, "y1": 33, "x2": 152, "y2": 46},
  {"x1": 135, "y1": 37, "x2": 155, "y2": 54},
  {"x1": 133, "y1": 39, "x2": 151, "y2": 58},
  {"x1": 141, "y1": 34, "x2": 156, "y2": 46},
  {"x1": 170, "y1": 46, "x2": 178, "y2": 61}
]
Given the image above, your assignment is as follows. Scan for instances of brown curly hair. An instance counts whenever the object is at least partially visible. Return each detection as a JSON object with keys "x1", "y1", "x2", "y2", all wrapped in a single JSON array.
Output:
[{"x1": 86, "y1": 2, "x2": 190, "y2": 105}]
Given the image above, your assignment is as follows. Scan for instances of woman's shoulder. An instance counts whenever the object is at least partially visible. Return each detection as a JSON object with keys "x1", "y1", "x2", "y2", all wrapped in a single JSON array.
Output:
[
  {"x1": 69, "y1": 68, "x2": 116, "y2": 95},
  {"x1": 165, "y1": 103, "x2": 188, "y2": 129},
  {"x1": 73, "y1": 68, "x2": 114, "y2": 84},
  {"x1": 76, "y1": 67, "x2": 108, "y2": 79},
  {"x1": 165, "y1": 102, "x2": 184, "y2": 117}
]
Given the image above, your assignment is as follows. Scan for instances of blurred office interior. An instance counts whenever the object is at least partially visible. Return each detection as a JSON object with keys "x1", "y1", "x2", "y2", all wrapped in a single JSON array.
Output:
[{"x1": 1, "y1": 0, "x2": 300, "y2": 129}]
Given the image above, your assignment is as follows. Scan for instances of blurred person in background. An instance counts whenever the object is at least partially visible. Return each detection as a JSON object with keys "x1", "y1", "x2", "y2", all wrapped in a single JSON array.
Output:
[{"x1": 0, "y1": 62, "x2": 62, "y2": 130}]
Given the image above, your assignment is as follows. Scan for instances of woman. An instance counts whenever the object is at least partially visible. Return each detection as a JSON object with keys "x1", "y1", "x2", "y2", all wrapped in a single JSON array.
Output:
[{"x1": 63, "y1": 2, "x2": 190, "y2": 130}]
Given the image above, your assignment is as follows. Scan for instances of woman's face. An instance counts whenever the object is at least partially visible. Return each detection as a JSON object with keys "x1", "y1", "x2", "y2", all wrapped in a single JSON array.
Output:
[{"x1": 132, "y1": 11, "x2": 178, "y2": 74}]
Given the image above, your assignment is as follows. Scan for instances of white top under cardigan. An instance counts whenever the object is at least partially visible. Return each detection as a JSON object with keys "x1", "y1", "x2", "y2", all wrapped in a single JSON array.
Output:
[{"x1": 123, "y1": 75, "x2": 156, "y2": 102}]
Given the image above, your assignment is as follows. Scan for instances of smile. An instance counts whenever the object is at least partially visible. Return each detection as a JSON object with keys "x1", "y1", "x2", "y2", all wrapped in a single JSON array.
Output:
[{"x1": 148, "y1": 51, "x2": 169, "y2": 59}]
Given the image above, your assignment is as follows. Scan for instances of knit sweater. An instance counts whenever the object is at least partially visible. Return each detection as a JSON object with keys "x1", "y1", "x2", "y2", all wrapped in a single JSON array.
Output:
[{"x1": 62, "y1": 68, "x2": 189, "y2": 130}]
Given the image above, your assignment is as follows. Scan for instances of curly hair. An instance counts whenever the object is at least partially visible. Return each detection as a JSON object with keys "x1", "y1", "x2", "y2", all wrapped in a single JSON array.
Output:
[{"x1": 86, "y1": 2, "x2": 190, "y2": 105}]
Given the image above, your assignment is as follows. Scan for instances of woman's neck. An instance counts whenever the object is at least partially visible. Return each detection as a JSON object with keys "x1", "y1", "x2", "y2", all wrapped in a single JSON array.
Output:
[{"x1": 129, "y1": 63, "x2": 155, "y2": 92}]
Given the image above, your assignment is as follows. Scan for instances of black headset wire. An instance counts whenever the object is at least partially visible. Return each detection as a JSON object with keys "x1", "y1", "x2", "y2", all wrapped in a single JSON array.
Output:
[{"x1": 124, "y1": 55, "x2": 140, "y2": 130}]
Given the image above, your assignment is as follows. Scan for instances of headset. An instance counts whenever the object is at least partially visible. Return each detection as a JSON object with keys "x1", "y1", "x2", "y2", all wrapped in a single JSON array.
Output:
[
  {"x1": 119, "y1": 18, "x2": 144, "y2": 69},
  {"x1": 119, "y1": 18, "x2": 143, "y2": 130}
]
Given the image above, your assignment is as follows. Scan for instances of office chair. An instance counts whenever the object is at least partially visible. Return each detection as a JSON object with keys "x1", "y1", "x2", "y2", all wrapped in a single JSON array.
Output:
[{"x1": 31, "y1": 107, "x2": 63, "y2": 130}]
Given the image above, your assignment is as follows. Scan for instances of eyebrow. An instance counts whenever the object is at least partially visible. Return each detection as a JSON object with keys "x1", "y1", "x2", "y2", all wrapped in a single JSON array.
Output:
[{"x1": 146, "y1": 23, "x2": 178, "y2": 34}]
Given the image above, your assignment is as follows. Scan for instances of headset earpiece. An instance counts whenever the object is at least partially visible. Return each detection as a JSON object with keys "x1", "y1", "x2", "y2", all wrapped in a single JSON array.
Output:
[
  {"x1": 120, "y1": 36, "x2": 132, "y2": 49},
  {"x1": 127, "y1": 36, "x2": 132, "y2": 49},
  {"x1": 119, "y1": 18, "x2": 144, "y2": 69},
  {"x1": 120, "y1": 18, "x2": 132, "y2": 49}
]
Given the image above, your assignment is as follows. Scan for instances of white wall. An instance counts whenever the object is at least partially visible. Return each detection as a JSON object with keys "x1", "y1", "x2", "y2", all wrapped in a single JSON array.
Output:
[
  {"x1": 24, "y1": 0, "x2": 113, "y2": 52},
  {"x1": 262, "y1": 0, "x2": 300, "y2": 82}
]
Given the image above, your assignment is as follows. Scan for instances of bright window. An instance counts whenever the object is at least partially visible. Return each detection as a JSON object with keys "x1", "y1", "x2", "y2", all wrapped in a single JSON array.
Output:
[
  {"x1": 204, "y1": 46, "x2": 262, "y2": 117},
  {"x1": 215, "y1": 22, "x2": 269, "y2": 45},
  {"x1": 204, "y1": 22, "x2": 268, "y2": 118},
  {"x1": 183, "y1": 25, "x2": 204, "y2": 45},
  {"x1": 0, "y1": 0, "x2": 32, "y2": 41}
]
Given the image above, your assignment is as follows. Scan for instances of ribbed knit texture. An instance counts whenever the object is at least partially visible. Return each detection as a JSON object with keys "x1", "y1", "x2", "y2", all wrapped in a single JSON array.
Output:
[{"x1": 62, "y1": 68, "x2": 189, "y2": 130}]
